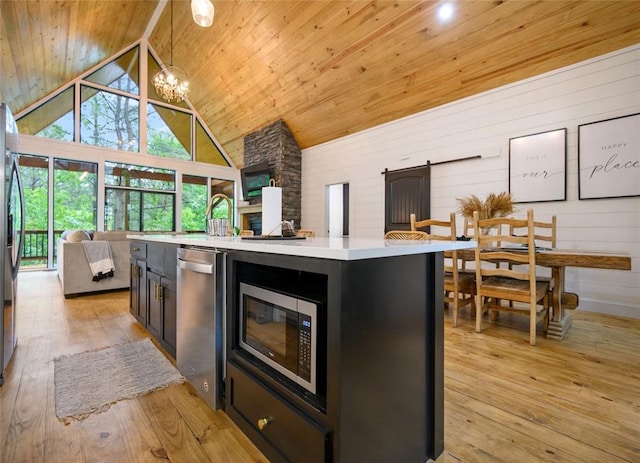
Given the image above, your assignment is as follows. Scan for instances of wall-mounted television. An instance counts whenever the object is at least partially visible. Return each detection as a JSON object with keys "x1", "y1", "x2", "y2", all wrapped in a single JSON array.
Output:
[{"x1": 240, "y1": 161, "x2": 271, "y2": 199}]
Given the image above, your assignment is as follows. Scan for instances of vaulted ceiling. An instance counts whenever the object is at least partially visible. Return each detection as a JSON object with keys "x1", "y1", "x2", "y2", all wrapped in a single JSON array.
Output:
[{"x1": 1, "y1": 1, "x2": 639, "y2": 167}]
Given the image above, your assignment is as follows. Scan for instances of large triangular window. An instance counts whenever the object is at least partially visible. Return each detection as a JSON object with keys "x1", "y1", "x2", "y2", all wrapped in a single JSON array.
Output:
[
  {"x1": 16, "y1": 43, "x2": 231, "y2": 167},
  {"x1": 85, "y1": 46, "x2": 140, "y2": 95},
  {"x1": 16, "y1": 86, "x2": 74, "y2": 142}
]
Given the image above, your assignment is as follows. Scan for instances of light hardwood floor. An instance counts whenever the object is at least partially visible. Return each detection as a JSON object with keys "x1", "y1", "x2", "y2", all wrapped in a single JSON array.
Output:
[{"x1": 2, "y1": 271, "x2": 639, "y2": 462}]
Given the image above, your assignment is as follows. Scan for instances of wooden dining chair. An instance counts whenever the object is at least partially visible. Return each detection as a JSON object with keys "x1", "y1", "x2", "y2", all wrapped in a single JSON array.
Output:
[
  {"x1": 510, "y1": 215, "x2": 556, "y2": 249},
  {"x1": 472, "y1": 209, "x2": 551, "y2": 345},
  {"x1": 410, "y1": 213, "x2": 475, "y2": 327},
  {"x1": 296, "y1": 229, "x2": 315, "y2": 237},
  {"x1": 383, "y1": 230, "x2": 428, "y2": 240},
  {"x1": 508, "y1": 215, "x2": 557, "y2": 311}
]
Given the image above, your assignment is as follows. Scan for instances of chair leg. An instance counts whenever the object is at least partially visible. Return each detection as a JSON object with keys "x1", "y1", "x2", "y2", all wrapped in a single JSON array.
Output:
[
  {"x1": 452, "y1": 288, "x2": 459, "y2": 328},
  {"x1": 543, "y1": 293, "x2": 550, "y2": 334},
  {"x1": 475, "y1": 293, "x2": 483, "y2": 333},
  {"x1": 470, "y1": 290, "x2": 476, "y2": 315},
  {"x1": 530, "y1": 300, "x2": 537, "y2": 346}
]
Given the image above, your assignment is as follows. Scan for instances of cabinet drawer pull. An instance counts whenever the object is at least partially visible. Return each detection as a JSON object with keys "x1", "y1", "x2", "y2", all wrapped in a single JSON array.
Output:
[
  {"x1": 257, "y1": 416, "x2": 272, "y2": 430},
  {"x1": 132, "y1": 246, "x2": 140, "y2": 252}
]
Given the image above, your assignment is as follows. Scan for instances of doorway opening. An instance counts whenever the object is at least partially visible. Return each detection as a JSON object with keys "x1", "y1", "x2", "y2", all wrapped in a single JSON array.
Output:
[{"x1": 326, "y1": 183, "x2": 349, "y2": 238}]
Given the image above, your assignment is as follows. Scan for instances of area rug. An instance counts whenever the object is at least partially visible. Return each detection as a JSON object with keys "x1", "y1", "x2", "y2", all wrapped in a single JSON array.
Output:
[{"x1": 54, "y1": 338, "x2": 184, "y2": 422}]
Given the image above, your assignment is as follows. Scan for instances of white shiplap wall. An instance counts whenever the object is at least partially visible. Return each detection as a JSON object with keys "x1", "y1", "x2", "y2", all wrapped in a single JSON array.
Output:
[{"x1": 301, "y1": 44, "x2": 640, "y2": 318}]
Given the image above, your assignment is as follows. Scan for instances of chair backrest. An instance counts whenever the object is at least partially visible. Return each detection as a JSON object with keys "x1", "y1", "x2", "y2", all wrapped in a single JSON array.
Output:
[
  {"x1": 510, "y1": 215, "x2": 556, "y2": 248},
  {"x1": 463, "y1": 217, "x2": 474, "y2": 239},
  {"x1": 462, "y1": 215, "x2": 508, "y2": 270},
  {"x1": 384, "y1": 230, "x2": 429, "y2": 240},
  {"x1": 410, "y1": 213, "x2": 456, "y2": 241},
  {"x1": 409, "y1": 213, "x2": 459, "y2": 277},
  {"x1": 473, "y1": 209, "x2": 537, "y2": 288},
  {"x1": 296, "y1": 229, "x2": 315, "y2": 237}
]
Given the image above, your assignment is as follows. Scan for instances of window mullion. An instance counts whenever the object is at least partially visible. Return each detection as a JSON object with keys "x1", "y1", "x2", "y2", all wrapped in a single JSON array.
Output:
[{"x1": 140, "y1": 40, "x2": 148, "y2": 154}]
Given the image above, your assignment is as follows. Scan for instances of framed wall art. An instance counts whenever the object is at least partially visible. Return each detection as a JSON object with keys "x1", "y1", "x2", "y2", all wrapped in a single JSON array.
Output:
[
  {"x1": 578, "y1": 113, "x2": 640, "y2": 200},
  {"x1": 509, "y1": 128, "x2": 567, "y2": 203}
]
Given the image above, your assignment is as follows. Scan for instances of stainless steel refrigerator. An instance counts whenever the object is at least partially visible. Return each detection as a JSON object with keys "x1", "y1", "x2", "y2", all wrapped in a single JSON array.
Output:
[{"x1": 1, "y1": 102, "x2": 24, "y2": 386}]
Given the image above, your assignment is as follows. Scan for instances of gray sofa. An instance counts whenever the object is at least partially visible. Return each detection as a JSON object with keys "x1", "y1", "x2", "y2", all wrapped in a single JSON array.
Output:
[{"x1": 57, "y1": 230, "x2": 137, "y2": 298}]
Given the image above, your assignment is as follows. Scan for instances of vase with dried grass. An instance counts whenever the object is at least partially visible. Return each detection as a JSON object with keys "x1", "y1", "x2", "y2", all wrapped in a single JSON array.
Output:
[{"x1": 457, "y1": 192, "x2": 515, "y2": 234}]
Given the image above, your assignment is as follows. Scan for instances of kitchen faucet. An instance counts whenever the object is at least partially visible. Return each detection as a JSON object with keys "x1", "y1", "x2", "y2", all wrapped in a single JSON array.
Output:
[{"x1": 205, "y1": 193, "x2": 232, "y2": 236}]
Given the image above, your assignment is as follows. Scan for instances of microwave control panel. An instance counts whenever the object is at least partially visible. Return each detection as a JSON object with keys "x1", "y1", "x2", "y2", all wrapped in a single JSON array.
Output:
[{"x1": 298, "y1": 314, "x2": 313, "y2": 383}]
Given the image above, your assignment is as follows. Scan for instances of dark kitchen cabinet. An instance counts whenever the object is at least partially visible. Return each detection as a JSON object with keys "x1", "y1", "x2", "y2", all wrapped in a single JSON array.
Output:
[
  {"x1": 129, "y1": 257, "x2": 147, "y2": 325},
  {"x1": 226, "y1": 250, "x2": 444, "y2": 463},
  {"x1": 147, "y1": 270, "x2": 177, "y2": 357},
  {"x1": 227, "y1": 362, "x2": 331, "y2": 463},
  {"x1": 146, "y1": 271, "x2": 162, "y2": 339},
  {"x1": 129, "y1": 240, "x2": 177, "y2": 358}
]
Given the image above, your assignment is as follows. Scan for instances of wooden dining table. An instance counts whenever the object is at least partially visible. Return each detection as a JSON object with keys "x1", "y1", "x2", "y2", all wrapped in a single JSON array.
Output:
[{"x1": 456, "y1": 247, "x2": 632, "y2": 340}]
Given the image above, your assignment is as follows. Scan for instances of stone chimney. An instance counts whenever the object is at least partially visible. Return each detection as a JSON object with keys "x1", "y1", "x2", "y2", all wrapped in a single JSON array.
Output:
[{"x1": 243, "y1": 120, "x2": 301, "y2": 230}]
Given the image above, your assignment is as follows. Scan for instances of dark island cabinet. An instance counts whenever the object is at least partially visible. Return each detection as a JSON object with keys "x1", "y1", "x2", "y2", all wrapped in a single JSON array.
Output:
[
  {"x1": 227, "y1": 362, "x2": 331, "y2": 463},
  {"x1": 129, "y1": 257, "x2": 147, "y2": 325},
  {"x1": 129, "y1": 240, "x2": 177, "y2": 358},
  {"x1": 225, "y1": 250, "x2": 444, "y2": 463},
  {"x1": 146, "y1": 271, "x2": 163, "y2": 340}
]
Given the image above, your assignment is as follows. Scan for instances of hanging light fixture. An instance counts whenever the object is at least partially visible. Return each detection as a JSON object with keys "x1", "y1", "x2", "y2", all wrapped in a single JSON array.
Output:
[
  {"x1": 191, "y1": 0, "x2": 214, "y2": 27},
  {"x1": 153, "y1": 0, "x2": 190, "y2": 103}
]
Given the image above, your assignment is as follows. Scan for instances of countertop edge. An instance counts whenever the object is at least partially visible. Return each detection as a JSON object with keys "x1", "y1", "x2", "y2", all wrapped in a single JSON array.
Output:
[{"x1": 127, "y1": 234, "x2": 476, "y2": 261}]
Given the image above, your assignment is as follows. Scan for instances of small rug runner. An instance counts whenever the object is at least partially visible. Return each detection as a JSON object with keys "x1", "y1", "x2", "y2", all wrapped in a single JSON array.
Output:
[{"x1": 54, "y1": 338, "x2": 184, "y2": 422}]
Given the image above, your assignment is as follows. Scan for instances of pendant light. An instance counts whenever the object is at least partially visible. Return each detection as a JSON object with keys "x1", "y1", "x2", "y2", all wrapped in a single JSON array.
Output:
[
  {"x1": 191, "y1": 0, "x2": 214, "y2": 27},
  {"x1": 153, "y1": 0, "x2": 190, "y2": 103}
]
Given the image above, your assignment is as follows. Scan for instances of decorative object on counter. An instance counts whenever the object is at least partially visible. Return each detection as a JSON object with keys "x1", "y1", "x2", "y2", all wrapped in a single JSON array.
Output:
[
  {"x1": 281, "y1": 220, "x2": 295, "y2": 237},
  {"x1": 241, "y1": 220, "x2": 304, "y2": 240},
  {"x1": 207, "y1": 218, "x2": 228, "y2": 236},
  {"x1": 259, "y1": 220, "x2": 296, "y2": 238},
  {"x1": 54, "y1": 338, "x2": 184, "y2": 423},
  {"x1": 384, "y1": 230, "x2": 428, "y2": 240},
  {"x1": 296, "y1": 229, "x2": 315, "y2": 237},
  {"x1": 205, "y1": 193, "x2": 232, "y2": 236},
  {"x1": 240, "y1": 235, "x2": 306, "y2": 241},
  {"x1": 457, "y1": 192, "x2": 515, "y2": 221},
  {"x1": 262, "y1": 179, "x2": 282, "y2": 236}
]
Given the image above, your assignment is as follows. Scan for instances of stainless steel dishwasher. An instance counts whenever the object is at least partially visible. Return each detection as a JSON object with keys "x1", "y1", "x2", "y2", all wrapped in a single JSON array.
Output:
[{"x1": 176, "y1": 246, "x2": 225, "y2": 411}]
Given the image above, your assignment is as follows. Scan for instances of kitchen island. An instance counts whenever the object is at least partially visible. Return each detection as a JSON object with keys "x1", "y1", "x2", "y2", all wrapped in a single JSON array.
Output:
[{"x1": 129, "y1": 234, "x2": 473, "y2": 463}]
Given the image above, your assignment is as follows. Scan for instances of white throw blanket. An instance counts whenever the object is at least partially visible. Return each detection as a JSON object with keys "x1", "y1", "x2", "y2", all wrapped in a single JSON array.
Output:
[{"x1": 82, "y1": 240, "x2": 115, "y2": 281}]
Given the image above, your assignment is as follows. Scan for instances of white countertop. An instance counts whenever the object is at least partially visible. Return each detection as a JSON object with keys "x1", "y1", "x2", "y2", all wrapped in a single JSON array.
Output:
[{"x1": 128, "y1": 233, "x2": 475, "y2": 261}]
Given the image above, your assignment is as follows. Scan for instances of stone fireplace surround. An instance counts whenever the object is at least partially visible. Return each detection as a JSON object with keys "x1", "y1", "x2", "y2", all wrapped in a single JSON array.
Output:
[{"x1": 243, "y1": 120, "x2": 301, "y2": 232}]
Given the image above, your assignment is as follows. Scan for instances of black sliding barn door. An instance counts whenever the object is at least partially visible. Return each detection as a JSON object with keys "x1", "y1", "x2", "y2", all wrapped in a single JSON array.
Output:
[{"x1": 384, "y1": 164, "x2": 431, "y2": 233}]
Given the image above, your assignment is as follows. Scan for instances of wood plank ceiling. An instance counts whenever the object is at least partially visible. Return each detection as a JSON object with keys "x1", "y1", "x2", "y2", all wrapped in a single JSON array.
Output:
[{"x1": 1, "y1": 1, "x2": 639, "y2": 168}]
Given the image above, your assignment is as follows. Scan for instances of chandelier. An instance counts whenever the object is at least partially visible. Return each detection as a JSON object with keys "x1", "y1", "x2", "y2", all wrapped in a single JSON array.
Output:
[
  {"x1": 191, "y1": 0, "x2": 214, "y2": 27},
  {"x1": 153, "y1": 0, "x2": 189, "y2": 103}
]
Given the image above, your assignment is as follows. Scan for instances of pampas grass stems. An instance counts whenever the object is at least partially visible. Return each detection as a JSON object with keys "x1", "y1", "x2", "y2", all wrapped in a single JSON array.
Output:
[{"x1": 457, "y1": 192, "x2": 514, "y2": 220}]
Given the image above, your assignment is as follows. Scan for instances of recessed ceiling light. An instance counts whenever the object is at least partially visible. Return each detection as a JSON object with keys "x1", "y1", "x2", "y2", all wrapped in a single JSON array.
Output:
[{"x1": 438, "y1": 3, "x2": 455, "y2": 22}]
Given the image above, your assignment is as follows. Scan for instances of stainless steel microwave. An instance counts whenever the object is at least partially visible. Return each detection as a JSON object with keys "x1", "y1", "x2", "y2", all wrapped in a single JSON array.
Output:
[{"x1": 239, "y1": 282, "x2": 317, "y2": 394}]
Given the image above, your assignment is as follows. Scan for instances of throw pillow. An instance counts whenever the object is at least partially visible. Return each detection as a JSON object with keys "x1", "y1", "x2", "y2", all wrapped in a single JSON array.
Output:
[{"x1": 65, "y1": 230, "x2": 91, "y2": 243}]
